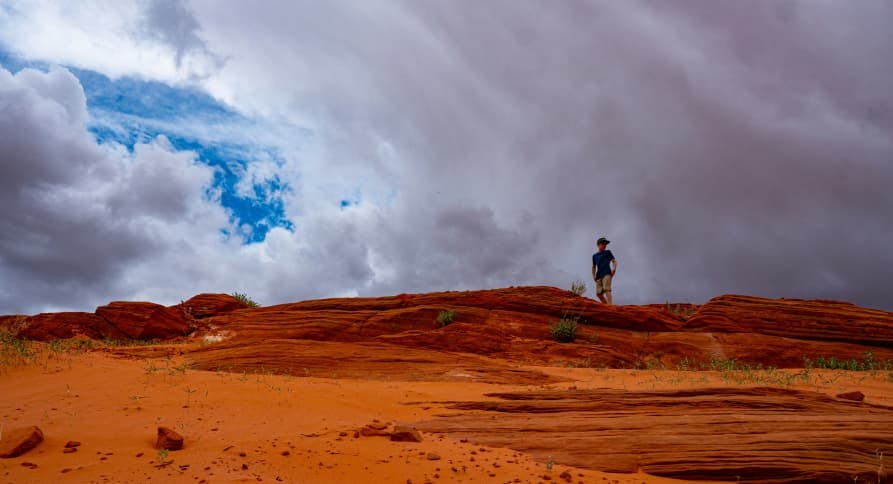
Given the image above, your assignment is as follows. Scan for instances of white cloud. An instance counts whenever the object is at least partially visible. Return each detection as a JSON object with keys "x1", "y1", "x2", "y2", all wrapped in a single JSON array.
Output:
[
  {"x1": 0, "y1": 65, "x2": 229, "y2": 312},
  {"x1": 0, "y1": 0, "x2": 218, "y2": 82}
]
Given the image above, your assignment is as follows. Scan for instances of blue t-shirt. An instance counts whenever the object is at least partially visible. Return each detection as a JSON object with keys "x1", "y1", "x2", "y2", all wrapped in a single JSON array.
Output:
[{"x1": 592, "y1": 250, "x2": 615, "y2": 280}]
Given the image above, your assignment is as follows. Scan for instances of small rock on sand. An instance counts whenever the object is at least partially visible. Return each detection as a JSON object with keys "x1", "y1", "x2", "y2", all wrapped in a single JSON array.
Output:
[
  {"x1": 836, "y1": 391, "x2": 865, "y2": 402},
  {"x1": 0, "y1": 426, "x2": 44, "y2": 458},
  {"x1": 156, "y1": 426, "x2": 184, "y2": 451},
  {"x1": 64, "y1": 441, "x2": 81, "y2": 448},
  {"x1": 360, "y1": 421, "x2": 391, "y2": 436},
  {"x1": 426, "y1": 452, "x2": 441, "y2": 461},
  {"x1": 390, "y1": 426, "x2": 423, "y2": 443}
]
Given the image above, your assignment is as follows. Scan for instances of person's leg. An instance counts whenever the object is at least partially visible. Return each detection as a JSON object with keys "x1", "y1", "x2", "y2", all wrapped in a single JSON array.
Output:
[
  {"x1": 595, "y1": 278, "x2": 607, "y2": 303},
  {"x1": 603, "y1": 275, "x2": 613, "y2": 304}
]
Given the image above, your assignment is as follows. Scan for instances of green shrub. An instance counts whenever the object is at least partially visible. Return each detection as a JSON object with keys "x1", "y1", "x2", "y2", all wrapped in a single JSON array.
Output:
[
  {"x1": 570, "y1": 280, "x2": 587, "y2": 296},
  {"x1": 232, "y1": 292, "x2": 260, "y2": 308},
  {"x1": 436, "y1": 309, "x2": 456, "y2": 327},
  {"x1": 804, "y1": 352, "x2": 892, "y2": 371},
  {"x1": 551, "y1": 315, "x2": 578, "y2": 342}
]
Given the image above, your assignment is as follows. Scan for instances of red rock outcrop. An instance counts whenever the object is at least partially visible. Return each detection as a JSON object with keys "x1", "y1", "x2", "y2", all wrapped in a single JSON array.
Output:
[
  {"x1": 415, "y1": 387, "x2": 893, "y2": 483},
  {"x1": 156, "y1": 426, "x2": 184, "y2": 450},
  {"x1": 187, "y1": 287, "x2": 893, "y2": 372},
  {"x1": 95, "y1": 302, "x2": 191, "y2": 340},
  {"x1": 0, "y1": 315, "x2": 28, "y2": 334},
  {"x1": 0, "y1": 426, "x2": 44, "y2": 458},
  {"x1": 187, "y1": 339, "x2": 564, "y2": 384},
  {"x1": 390, "y1": 426, "x2": 423, "y2": 443},
  {"x1": 686, "y1": 294, "x2": 893, "y2": 347},
  {"x1": 5, "y1": 287, "x2": 893, "y2": 371},
  {"x1": 173, "y1": 293, "x2": 248, "y2": 319},
  {"x1": 269, "y1": 286, "x2": 685, "y2": 332},
  {"x1": 17, "y1": 312, "x2": 128, "y2": 340}
]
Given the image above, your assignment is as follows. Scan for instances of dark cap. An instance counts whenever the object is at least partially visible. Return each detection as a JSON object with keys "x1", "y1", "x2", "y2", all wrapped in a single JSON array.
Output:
[{"x1": 597, "y1": 237, "x2": 610, "y2": 245}]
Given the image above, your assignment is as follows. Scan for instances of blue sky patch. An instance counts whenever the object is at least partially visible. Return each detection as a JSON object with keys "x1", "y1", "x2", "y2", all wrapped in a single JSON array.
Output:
[{"x1": 1, "y1": 50, "x2": 293, "y2": 243}]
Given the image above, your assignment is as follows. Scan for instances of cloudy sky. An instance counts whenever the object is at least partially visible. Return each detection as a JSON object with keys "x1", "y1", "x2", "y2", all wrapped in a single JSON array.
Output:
[{"x1": 1, "y1": 0, "x2": 891, "y2": 314}]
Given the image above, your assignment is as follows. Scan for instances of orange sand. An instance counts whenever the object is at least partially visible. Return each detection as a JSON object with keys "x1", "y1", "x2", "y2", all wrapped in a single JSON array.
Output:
[{"x1": 2, "y1": 347, "x2": 891, "y2": 483}]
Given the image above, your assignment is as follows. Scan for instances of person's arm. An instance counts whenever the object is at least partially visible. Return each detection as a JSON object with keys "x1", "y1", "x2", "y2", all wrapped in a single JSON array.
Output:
[
  {"x1": 611, "y1": 257, "x2": 618, "y2": 276},
  {"x1": 592, "y1": 263, "x2": 597, "y2": 280}
]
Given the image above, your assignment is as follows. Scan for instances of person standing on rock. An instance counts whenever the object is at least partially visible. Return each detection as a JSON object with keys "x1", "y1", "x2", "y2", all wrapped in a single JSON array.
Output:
[{"x1": 592, "y1": 237, "x2": 617, "y2": 304}]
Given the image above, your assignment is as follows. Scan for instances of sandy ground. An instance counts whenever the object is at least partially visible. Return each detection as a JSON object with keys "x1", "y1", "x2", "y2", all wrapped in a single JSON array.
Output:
[{"x1": 1, "y1": 346, "x2": 891, "y2": 484}]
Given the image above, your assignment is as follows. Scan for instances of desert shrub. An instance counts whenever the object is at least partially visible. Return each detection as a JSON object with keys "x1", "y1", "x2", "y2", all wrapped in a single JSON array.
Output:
[
  {"x1": 551, "y1": 315, "x2": 579, "y2": 343},
  {"x1": 665, "y1": 301, "x2": 698, "y2": 319},
  {"x1": 0, "y1": 332, "x2": 36, "y2": 369},
  {"x1": 804, "y1": 352, "x2": 892, "y2": 371},
  {"x1": 232, "y1": 292, "x2": 260, "y2": 308},
  {"x1": 570, "y1": 279, "x2": 587, "y2": 296},
  {"x1": 436, "y1": 309, "x2": 456, "y2": 328}
]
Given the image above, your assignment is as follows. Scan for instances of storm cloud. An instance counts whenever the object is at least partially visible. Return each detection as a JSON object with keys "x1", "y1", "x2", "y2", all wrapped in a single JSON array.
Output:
[{"x1": 0, "y1": 1, "x2": 891, "y2": 313}]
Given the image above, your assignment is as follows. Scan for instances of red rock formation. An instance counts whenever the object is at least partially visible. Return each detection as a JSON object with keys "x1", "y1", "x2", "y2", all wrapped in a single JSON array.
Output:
[
  {"x1": 17, "y1": 312, "x2": 128, "y2": 340},
  {"x1": 390, "y1": 426, "x2": 423, "y2": 443},
  {"x1": 95, "y1": 302, "x2": 191, "y2": 340},
  {"x1": 190, "y1": 287, "x2": 893, "y2": 370},
  {"x1": 173, "y1": 293, "x2": 248, "y2": 319},
  {"x1": 0, "y1": 315, "x2": 28, "y2": 335},
  {"x1": 5, "y1": 287, "x2": 893, "y2": 370},
  {"x1": 415, "y1": 387, "x2": 893, "y2": 482},
  {"x1": 156, "y1": 426, "x2": 184, "y2": 450},
  {"x1": 270, "y1": 286, "x2": 684, "y2": 332},
  {"x1": 0, "y1": 426, "x2": 44, "y2": 458},
  {"x1": 686, "y1": 294, "x2": 893, "y2": 347},
  {"x1": 187, "y1": 339, "x2": 564, "y2": 384}
]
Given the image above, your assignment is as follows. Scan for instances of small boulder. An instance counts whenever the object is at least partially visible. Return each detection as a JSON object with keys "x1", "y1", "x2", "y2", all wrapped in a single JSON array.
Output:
[
  {"x1": 64, "y1": 441, "x2": 81, "y2": 448},
  {"x1": 426, "y1": 452, "x2": 441, "y2": 461},
  {"x1": 156, "y1": 426, "x2": 184, "y2": 451},
  {"x1": 836, "y1": 391, "x2": 865, "y2": 402},
  {"x1": 360, "y1": 425, "x2": 391, "y2": 437},
  {"x1": 559, "y1": 470, "x2": 573, "y2": 482},
  {"x1": 390, "y1": 426, "x2": 423, "y2": 443},
  {"x1": 0, "y1": 426, "x2": 44, "y2": 458},
  {"x1": 367, "y1": 421, "x2": 389, "y2": 431}
]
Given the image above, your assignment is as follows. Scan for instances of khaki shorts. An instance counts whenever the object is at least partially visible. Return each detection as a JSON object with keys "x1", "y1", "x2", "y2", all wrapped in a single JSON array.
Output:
[{"x1": 595, "y1": 274, "x2": 612, "y2": 294}]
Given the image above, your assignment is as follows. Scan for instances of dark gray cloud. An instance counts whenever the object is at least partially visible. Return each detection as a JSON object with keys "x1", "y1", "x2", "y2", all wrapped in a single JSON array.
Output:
[{"x1": 210, "y1": 0, "x2": 890, "y2": 308}]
